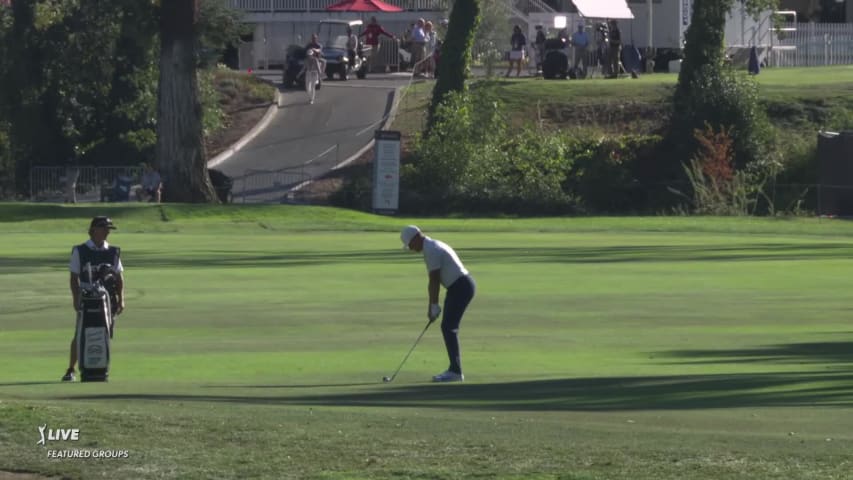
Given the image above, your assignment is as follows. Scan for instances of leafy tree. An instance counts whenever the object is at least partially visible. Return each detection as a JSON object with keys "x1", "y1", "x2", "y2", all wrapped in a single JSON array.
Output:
[
  {"x1": 0, "y1": 4, "x2": 13, "y2": 195},
  {"x1": 196, "y1": 0, "x2": 247, "y2": 68},
  {"x1": 0, "y1": 0, "x2": 158, "y2": 194},
  {"x1": 676, "y1": 0, "x2": 779, "y2": 98},
  {"x1": 156, "y1": 0, "x2": 217, "y2": 202},
  {"x1": 427, "y1": 0, "x2": 479, "y2": 132},
  {"x1": 669, "y1": 0, "x2": 779, "y2": 195}
]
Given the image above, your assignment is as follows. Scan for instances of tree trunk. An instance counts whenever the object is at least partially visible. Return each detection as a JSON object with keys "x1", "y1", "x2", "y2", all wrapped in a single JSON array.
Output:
[
  {"x1": 676, "y1": 0, "x2": 730, "y2": 97},
  {"x1": 156, "y1": 0, "x2": 217, "y2": 203},
  {"x1": 427, "y1": 0, "x2": 480, "y2": 132}
]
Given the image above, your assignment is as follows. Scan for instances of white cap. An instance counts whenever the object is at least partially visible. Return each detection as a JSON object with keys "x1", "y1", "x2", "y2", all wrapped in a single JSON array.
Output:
[{"x1": 400, "y1": 225, "x2": 421, "y2": 250}]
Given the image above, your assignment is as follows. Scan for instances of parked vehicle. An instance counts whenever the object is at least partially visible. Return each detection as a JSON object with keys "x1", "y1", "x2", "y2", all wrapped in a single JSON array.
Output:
[
  {"x1": 282, "y1": 19, "x2": 367, "y2": 88},
  {"x1": 282, "y1": 44, "x2": 308, "y2": 89},
  {"x1": 319, "y1": 19, "x2": 368, "y2": 81}
]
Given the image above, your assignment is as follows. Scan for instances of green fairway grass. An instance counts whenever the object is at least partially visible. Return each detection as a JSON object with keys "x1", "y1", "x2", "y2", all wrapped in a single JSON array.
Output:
[{"x1": 1, "y1": 205, "x2": 852, "y2": 479}]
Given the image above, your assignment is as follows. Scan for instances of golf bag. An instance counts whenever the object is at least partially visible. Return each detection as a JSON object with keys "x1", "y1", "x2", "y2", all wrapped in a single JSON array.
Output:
[
  {"x1": 77, "y1": 263, "x2": 116, "y2": 382},
  {"x1": 542, "y1": 38, "x2": 568, "y2": 80}
]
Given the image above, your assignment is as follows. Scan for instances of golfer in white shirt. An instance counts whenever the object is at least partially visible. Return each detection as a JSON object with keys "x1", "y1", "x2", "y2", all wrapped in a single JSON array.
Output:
[{"x1": 401, "y1": 225, "x2": 475, "y2": 382}]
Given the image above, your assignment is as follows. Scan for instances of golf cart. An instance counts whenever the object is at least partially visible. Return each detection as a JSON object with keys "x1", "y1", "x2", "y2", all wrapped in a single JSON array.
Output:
[
  {"x1": 282, "y1": 19, "x2": 367, "y2": 88},
  {"x1": 319, "y1": 19, "x2": 367, "y2": 80}
]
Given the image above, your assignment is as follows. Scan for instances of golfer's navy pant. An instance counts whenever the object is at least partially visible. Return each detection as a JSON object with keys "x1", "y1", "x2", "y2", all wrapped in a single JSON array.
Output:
[{"x1": 442, "y1": 275, "x2": 475, "y2": 374}]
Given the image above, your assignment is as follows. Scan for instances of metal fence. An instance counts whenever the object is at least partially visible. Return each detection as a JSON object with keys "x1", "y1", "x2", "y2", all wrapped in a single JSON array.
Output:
[
  {"x1": 231, "y1": 166, "x2": 313, "y2": 203},
  {"x1": 29, "y1": 166, "x2": 143, "y2": 203},
  {"x1": 25, "y1": 164, "x2": 853, "y2": 217},
  {"x1": 770, "y1": 22, "x2": 853, "y2": 67},
  {"x1": 27, "y1": 165, "x2": 316, "y2": 204}
]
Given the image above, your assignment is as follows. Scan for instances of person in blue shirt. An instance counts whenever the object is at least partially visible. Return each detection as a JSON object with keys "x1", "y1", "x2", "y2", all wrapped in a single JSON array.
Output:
[{"x1": 571, "y1": 23, "x2": 590, "y2": 77}]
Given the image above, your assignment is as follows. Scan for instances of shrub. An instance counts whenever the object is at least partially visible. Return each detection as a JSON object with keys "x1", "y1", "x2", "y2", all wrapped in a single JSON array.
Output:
[
  {"x1": 672, "y1": 65, "x2": 774, "y2": 171},
  {"x1": 405, "y1": 87, "x2": 505, "y2": 201},
  {"x1": 402, "y1": 84, "x2": 670, "y2": 215},
  {"x1": 459, "y1": 128, "x2": 575, "y2": 214},
  {"x1": 671, "y1": 123, "x2": 776, "y2": 215},
  {"x1": 564, "y1": 134, "x2": 662, "y2": 214}
]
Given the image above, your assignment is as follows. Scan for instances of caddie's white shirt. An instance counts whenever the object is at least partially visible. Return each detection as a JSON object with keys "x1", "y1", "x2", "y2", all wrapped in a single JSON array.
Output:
[
  {"x1": 69, "y1": 239, "x2": 124, "y2": 275},
  {"x1": 422, "y1": 236, "x2": 468, "y2": 288}
]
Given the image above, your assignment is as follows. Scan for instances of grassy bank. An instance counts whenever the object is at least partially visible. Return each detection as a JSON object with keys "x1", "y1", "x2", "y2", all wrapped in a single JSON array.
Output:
[{"x1": 394, "y1": 66, "x2": 853, "y2": 136}]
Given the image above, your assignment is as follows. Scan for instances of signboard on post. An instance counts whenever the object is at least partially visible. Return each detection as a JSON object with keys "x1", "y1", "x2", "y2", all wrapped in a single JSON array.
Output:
[{"x1": 372, "y1": 130, "x2": 401, "y2": 214}]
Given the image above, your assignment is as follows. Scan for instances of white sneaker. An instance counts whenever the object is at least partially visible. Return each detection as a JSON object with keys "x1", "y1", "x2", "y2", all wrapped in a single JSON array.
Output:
[{"x1": 432, "y1": 370, "x2": 464, "y2": 382}]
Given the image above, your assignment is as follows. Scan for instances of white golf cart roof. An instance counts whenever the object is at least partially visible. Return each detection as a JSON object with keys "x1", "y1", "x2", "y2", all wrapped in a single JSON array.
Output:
[
  {"x1": 319, "y1": 19, "x2": 363, "y2": 49},
  {"x1": 319, "y1": 19, "x2": 364, "y2": 27}
]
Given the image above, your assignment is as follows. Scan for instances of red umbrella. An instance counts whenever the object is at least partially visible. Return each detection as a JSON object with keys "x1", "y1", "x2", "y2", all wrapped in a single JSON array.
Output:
[{"x1": 325, "y1": 0, "x2": 403, "y2": 12}]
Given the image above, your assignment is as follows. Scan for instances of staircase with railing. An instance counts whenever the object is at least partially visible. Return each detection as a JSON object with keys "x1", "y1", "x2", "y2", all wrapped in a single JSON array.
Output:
[{"x1": 483, "y1": 0, "x2": 556, "y2": 37}]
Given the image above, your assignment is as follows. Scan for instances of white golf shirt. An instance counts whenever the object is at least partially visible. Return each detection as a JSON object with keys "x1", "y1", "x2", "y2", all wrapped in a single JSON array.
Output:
[
  {"x1": 69, "y1": 240, "x2": 124, "y2": 276},
  {"x1": 422, "y1": 236, "x2": 468, "y2": 288}
]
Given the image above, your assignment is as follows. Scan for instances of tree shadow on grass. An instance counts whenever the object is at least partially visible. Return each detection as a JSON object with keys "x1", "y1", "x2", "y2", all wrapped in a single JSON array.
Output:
[
  {"x1": 6, "y1": 242, "x2": 853, "y2": 272},
  {"x1": 60, "y1": 370, "x2": 853, "y2": 411},
  {"x1": 201, "y1": 382, "x2": 378, "y2": 389},
  {"x1": 0, "y1": 382, "x2": 59, "y2": 387},
  {"x1": 657, "y1": 341, "x2": 853, "y2": 368},
  {"x1": 0, "y1": 204, "x2": 147, "y2": 223}
]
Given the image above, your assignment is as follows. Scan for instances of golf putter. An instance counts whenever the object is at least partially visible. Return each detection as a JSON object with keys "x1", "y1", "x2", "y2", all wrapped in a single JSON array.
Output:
[{"x1": 382, "y1": 319, "x2": 433, "y2": 383}]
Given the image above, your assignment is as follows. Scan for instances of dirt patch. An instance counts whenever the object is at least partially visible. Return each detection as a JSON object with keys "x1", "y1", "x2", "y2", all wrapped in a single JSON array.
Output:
[
  {"x1": 543, "y1": 101, "x2": 670, "y2": 134},
  {"x1": 205, "y1": 103, "x2": 272, "y2": 159},
  {"x1": 295, "y1": 138, "x2": 416, "y2": 205},
  {"x1": 296, "y1": 145, "x2": 374, "y2": 204}
]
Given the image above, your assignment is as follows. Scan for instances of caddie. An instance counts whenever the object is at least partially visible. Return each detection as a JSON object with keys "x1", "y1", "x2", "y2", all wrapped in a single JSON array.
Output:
[{"x1": 62, "y1": 216, "x2": 124, "y2": 382}]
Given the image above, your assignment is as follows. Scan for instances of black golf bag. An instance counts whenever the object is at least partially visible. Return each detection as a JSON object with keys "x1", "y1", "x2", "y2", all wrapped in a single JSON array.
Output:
[
  {"x1": 542, "y1": 39, "x2": 569, "y2": 80},
  {"x1": 77, "y1": 263, "x2": 117, "y2": 382}
]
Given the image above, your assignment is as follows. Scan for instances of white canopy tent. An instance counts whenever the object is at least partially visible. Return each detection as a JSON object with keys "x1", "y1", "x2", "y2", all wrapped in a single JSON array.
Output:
[{"x1": 572, "y1": 0, "x2": 635, "y2": 20}]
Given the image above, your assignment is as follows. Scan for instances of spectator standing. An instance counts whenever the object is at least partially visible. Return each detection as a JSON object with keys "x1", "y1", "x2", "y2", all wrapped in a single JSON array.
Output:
[
  {"x1": 608, "y1": 19, "x2": 622, "y2": 78},
  {"x1": 424, "y1": 21, "x2": 438, "y2": 78},
  {"x1": 571, "y1": 23, "x2": 590, "y2": 77},
  {"x1": 360, "y1": 16, "x2": 395, "y2": 73},
  {"x1": 64, "y1": 157, "x2": 80, "y2": 204},
  {"x1": 346, "y1": 26, "x2": 359, "y2": 73},
  {"x1": 505, "y1": 25, "x2": 526, "y2": 77},
  {"x1": 533, "y1": 25, "x2": 546, "y2": 73},
  {"x1": 410, "y1": 19, "x2": 427, "y2": 76}
]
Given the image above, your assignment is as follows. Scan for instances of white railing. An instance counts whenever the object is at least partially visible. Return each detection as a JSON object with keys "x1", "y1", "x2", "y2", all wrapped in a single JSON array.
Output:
[
  {"x1": 770, "y1": 22, "x2": 853, "y2": 67},
  {"x1": 230, "y1": 0, "x2": 448, "y2": 12},
  {"x1": 513, "y1": 0, "x2": 554, "y2": 15},
  {"x1": 29, "y1": 166, "x2": 143, "y2": 202},
  {"x1": 232, "y1": 166, "x2": 312, "y2": 203}
]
